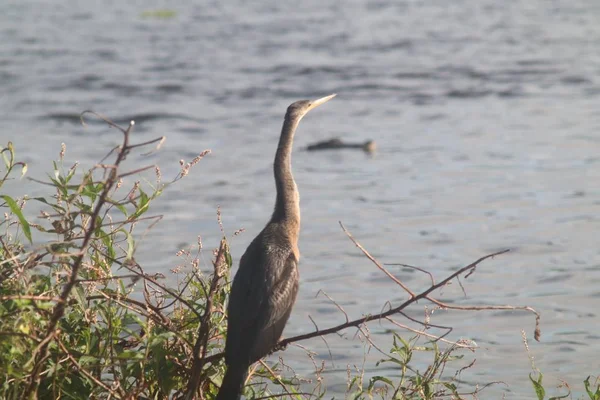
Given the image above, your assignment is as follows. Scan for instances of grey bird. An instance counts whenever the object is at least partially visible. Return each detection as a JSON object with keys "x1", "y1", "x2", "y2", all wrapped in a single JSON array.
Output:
[{"x1": 215, "y1": 94, "x2": 336, "y2": 400}]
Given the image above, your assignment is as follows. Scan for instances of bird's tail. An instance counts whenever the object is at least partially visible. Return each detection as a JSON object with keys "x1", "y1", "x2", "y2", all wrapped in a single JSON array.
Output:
[{"x1": 215, "y1": 363, "x2": 248, "y2": 400}]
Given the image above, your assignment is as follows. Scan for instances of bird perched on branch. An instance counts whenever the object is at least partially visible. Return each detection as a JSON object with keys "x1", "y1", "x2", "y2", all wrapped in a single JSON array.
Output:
[{"x1": 216, "y1": 94, "x2": 336, "y2": 400}]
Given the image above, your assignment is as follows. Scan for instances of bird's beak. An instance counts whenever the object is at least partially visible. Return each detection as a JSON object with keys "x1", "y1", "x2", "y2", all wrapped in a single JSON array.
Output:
[{"x1": 307, "y1": 93, "x2": 336, "y2": 111}]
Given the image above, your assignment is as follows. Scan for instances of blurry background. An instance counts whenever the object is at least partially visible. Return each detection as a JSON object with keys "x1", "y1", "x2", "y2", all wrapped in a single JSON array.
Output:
[{"x1": 1, "y1": 0, "x2": 599, "y2": 398}]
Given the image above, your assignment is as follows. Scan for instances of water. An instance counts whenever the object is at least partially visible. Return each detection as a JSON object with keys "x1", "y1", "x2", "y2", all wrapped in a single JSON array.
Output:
[{"x1": 2, "y1": 0, "x2": 600, "y2": 398}]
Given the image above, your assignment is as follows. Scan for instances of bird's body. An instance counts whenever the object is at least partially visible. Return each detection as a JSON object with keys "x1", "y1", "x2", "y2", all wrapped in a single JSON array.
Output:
[{"x1": 216, "y1": 95, "x2": 335, "y2": 400}]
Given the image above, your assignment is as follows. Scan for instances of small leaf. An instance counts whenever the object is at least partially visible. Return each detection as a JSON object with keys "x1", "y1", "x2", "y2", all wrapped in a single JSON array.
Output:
[
  {"x1": 549, "y1": 392, "x2": 571, "y2": 400},
  {"x1": 123, "y1": 229, "x2": 135, "y2": 260},
  {"x1": 369, "y1": 375, "x2": 394, "y2": 387},
  {"x1": 1, "y1": 195, "x2": 32, "y2": 243},
  {"x1": 53, "y1": 161, "x2": 59, "y2": 179},
  {"x1": 584, "y1": 376, "x2": 600, "y2": 400},
  {"x1": 529, "y1": 372, "x2": 546, "y2": 400},
  {"x1": 443, "y1": 382, "x2": 459, "y2": 395},
  {"x1": 79, "y1": 356, "x2": 97, "y2": 366},
  {"x1": 130, "y1": 189, "x2": 150, "y2": 219},
  {"x1": 114, "y1": 203, "x2": 128, "y2": 217},
  {"x1": 1, "y1": 148, "x2": 10, "y2": 169}
]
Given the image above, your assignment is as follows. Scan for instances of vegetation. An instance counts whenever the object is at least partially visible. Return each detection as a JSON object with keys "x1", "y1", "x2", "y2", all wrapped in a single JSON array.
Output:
[{"x1": 0, "y1": 114, "x2": 596, "y2": 399}]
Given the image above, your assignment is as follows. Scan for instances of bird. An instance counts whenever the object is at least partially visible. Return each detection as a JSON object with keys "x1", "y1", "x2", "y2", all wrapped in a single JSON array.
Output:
[{"x1": 216, "y1": 94, "x2": 336, "y2": 400}]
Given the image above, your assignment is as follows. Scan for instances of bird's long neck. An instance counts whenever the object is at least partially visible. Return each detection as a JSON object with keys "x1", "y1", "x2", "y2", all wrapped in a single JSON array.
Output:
[{"x1": 272, "y1": 116, "x2": 301, "y2": 233}]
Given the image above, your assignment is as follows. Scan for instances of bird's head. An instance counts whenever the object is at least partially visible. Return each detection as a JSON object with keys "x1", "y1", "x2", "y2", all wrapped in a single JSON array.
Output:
[{"x1": 285, "y1": 94, "x2": 336, "y2": 121}]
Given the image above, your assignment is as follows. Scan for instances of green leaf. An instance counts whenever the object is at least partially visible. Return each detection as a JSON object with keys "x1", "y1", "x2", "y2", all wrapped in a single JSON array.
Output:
[
  {"x1": 584, "y1": 376, "x2": 600, "y2": 400},
  {"x1": 369, "y1": 375, "x2": 394, "y2": 388},
  {"x1": 130, "y1": 189, "x2": 149, "y2": 220},
  {"x1": 79, "y1": 356, "x2": 97, "y2": 366},
  {"x1": 122, "y1": 229, "x2": 135, "y2": 260},
  {"x1": 33, "y1": 196, "x2": 66, "y2": 213},
  {"x1": 1, "y1": 148, "x2": 11, "y2": 169},
  {"x1": 529, "y1": 372, "x2": 545, "y2": 400},
  {"x1": 114, "y1": 203, "x2": 128, "y2": 217},
  {"x1": 549, "y1": 393, "x2": 571, "y2": 400},
  {"x1": 1, "y1": 195, "x2": 32, "y2": 243},
  {"x1": 443, "y1": 382, "x2": 459, "y2": 395}
]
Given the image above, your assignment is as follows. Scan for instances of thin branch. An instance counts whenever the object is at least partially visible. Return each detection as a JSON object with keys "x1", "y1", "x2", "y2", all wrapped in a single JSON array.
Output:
[
  {"x1": 340, "y1": 222, "x2": 416, "y2": 298},
  {"x1": 185, "y1": 238, "x2": 228, "y2": 400},
  {"x1": 384, "y1": 262, "x2": 435, "y2": 286},
  {"x1": 385, "y1": 317, "x2": 476, "y2": 349},
  {"x1": 316, "y1": 290, "x2": 349, "y2": 323}
]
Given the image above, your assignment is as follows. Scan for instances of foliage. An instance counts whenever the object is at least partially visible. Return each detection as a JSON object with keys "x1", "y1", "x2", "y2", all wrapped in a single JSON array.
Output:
[{"x1": 524, "y1": 331, "x2": 599, "y2": 400}]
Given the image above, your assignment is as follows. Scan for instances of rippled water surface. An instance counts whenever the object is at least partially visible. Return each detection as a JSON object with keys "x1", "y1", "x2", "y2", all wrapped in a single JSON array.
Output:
[{"x1": 2, "y1": 0, "x2": 600, "y2": 398}]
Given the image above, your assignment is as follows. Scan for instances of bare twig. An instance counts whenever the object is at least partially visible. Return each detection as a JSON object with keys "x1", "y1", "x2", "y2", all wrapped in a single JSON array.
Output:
[
  {"x1": 340, "y1": 222, "x2": 416, "y2": 298},
  {"x1": 203, "y1": 231, "x2": 539, "y2": 371}
]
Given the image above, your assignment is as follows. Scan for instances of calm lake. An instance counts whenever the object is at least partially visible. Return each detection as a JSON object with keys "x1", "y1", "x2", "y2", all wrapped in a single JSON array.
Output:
[{"x1": 1, "y1": 0, "x2": 599, "y2": 398}]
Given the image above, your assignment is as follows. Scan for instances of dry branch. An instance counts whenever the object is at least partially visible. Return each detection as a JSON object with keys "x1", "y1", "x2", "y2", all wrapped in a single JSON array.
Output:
[{"x1": 201, "y1": 222, "x2": 541, "y2": 371}]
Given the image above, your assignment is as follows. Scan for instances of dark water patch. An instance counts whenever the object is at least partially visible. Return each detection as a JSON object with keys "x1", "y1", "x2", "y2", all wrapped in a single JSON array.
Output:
[
  {"x1": 553, "y1": 340, "x2": 586, "y2": 347},
  {"x1": 178, "y1": 126, "x2": 207, "y2": 135},
  {"x1": 438, "y1": 65, "x2": 489, "y2": 80},
  {"x1": 367, "y1": 271, "x2": 415, "y2": 285},
  {"x1": 446, "y1": 88, "x2": 493, "y2": 99},
  {"x1": 41, "y1": 111, "x2": 203, "y2": 126},
  {"x1": 0, "y1": 71, "x2": 17, "y2": 81},
  {"x1": 155, "y1": 83, "x2": 185, "y2": 93},
  {"x1": 71, "y1": 12, "x2": 93, "y2": 21},
  {"x1": 571, "y1": 134, "x2": 600, "y2": 143},
  {"x1": 90, "y1": 49, "x2": 119, "y2": 61},
  {"x1": 486, "y1": 151, "x2": 514, "y2": 160},
  {"x1": 586, "y1": 334, "x2": 600, "y2": 340},
  {"x1": 102, "y1": 81, "x2": 142, "y2": 96},
  {"x1": 303, "y1": 273, "x2": 346, "y2": 284},
  {"x1": 560, "y1": 75, "x2": 591, "y2": 85},
  {"x1": 564, "y1": 190, "x2": 586, "y2": 198},
  {"x1": 47, "y1": 74, "x2": 104, "y2": 91},
  {"x1": 531, "y1": 290, "x2": 570, "y2": 298},
  {"x1": 555, "y1": 214, "x2": 594, "y2": 223},
  {"x1": 12, "y1": 47, "x2": 71, "y2": 59},
  {"x1": 395, "y1": 71, "x2": 434, "y2": 80},
  {"x1": 249, "y1": 63, "x2": 367, "y2": 82},
  {"x1": 426, "y1": 237, "x2": 455, "y2": 245},
  {"x1": 538, "y1": 273, "x2": 573, "y2": 284},
  {"x1": 583, "y1": 86, "x2": 600, "y2": 96},
  {"x1": 40, "y1": 112, "x2": 86, "y2": 124},
  {"x1": 516, "y1": 59, "x2": 555, "y2": 67},
  {"x1": 409, "y1": 92, "x2": 437, "y2": 105},
  {"x1": 420, "y1": 113, "x2": 446, "y2": 121},
  {"x1": 555, "y1": 330, "x2": 588, "y2": 336},
  {"x1": 315, "y1": 306, "x2": 342, "y2": 315},
  {"x1": 352, "y1": 39, "x2": 413, "y2": 53},
  {"x1": 492, "y1": 309, "x2": 535, "y2": 318},
  {"x1": 203, "y1": 194, "x2": 243, "y2": 204},
  {"x1": 497, "y1": 87, "x2": 525, "y2": 97},
  {"x1": 556, "y1": 346, "x2": 577, "y2": 352},
  {"x1": 496, "y1": 67, "x2": 564, "y2": 78},
  {"x1": 143, "y1": 61, "x2": 191, "y2": 73}
]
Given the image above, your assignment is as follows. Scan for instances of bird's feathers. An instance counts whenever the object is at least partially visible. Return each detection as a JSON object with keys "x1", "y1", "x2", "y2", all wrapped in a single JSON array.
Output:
[{"x1": 225, "y1": 226, "x2": 299, "y2": 366}]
